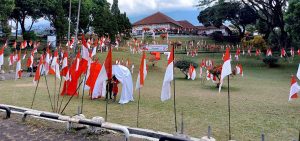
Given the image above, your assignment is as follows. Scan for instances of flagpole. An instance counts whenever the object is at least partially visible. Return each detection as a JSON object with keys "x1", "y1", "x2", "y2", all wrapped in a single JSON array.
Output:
[
  {"x1": 173, "y1": 44, "x2": 177, "y2": 132},
  {"x1": 67, "y1": 0, "x2": 72, "y2": 54},
  {"x1": 80, "y1": 71, "x2": 87, "y2": 114},
  {"x1": 44, "y1": 73, "x2": 54, "y2": 112},
  {"x1": 137, "y1": 88, "x2": 141, "y2": 127},
  {"x1": 53, "y1": 64, "x2": 57, "y2": 112},
  {"x1": 30, "y1": 65, "x2": 44, "y2": 109},
  {"x1": 227, "y1": 76, "x2": 231, "y2": 140},
  {"x1": 105, "y1": 80, "x2": 109, "y2": 121},
  {"x1": 73, "y1": 0, "x2": 81, "y2": 55}
]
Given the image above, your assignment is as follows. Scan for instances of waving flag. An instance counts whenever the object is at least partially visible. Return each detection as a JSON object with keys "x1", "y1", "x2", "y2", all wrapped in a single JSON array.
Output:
[
  {"x1": 297, "y1": 64, "x2": 300, "y2": 80},
  {"x1": 50, "y1": 50, "x2": 60, "y2": 79},
  {"x1": 247, "y1": 48, "x2": 251, "y2": 56},
  {"x1": 188, "y1": 64, "x2": 196, "y2": 80},
  {"x1": 86, "y1": 61, "x2": 102, "y2": 96},
  {"x1": 297, "y1": 49, "x2": 300, "y2": 56},
  {"x1": 235, "y1": 48, "x2": 240, "y2": 61},
  {"x1": 66, "y1": 38, "x2": 75, "y2": 48},
  {"x1": 236, "y1": 64, "x2": 243, "y2": 76},
  {"x1": 61, "y1": 51, "x2": 69, "y2": 80},
  {"x1": 290, "y1": 48, "x2": 295, "y2": 57},
  {"x1": 281, "y1": 48, "x2": 286, "y2": 58},
  {"x1": 161, "y1": 46, "x2": 174, "y2": 101},
  {"x1": 136, "y1": 51, "x2": 147, "y2": 90},
  {"x1": 8, "y1": 53, "x2": 14, "y2": 66},
  {"x1": 0, "y1": 47, "x2": 4, "y2": 68},
  {"x1": 15, "y1": 51, "x2": 22, "y2": 79},
  {"x1": 12, "y1": 41, "x2": 16, "y2": 48},
  {"x1": 289, "y1": 75, "x2": 299, "y2": 101},
  {"x1": 266, "y1": 48, "x2": 272, "y2": 56},
  {"x1": 92, "y1": 47, "x2": 112, "y2": 99},
  {"x1": 219, "y1": 48, "x2": 232, "y2": 92},
  {"x1": 44, "y1": 47, "x2": 51, "y2": 75},
  {"x1": 33, "y1": 55, "x2": 44, "y2": 84},
  {"x1": 26, "y1": 52, "x2": 34, "y2": 68}
]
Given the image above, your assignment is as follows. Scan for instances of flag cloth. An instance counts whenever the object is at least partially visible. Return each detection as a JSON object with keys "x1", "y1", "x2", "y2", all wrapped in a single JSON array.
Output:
[
  {"x1": 61, "y1": 51, "x2": 69, "y2": 79},
  {"x1": 60, "y1": 58, "x2": 81, "y2": 96},
  {"x1": 236, "y1": 64, "x2": 243, "y2": 76},
  {"x1": 289, "y1": 75, "x2": 299, "y2": 101},
  {"x1": 15, "y1": 51, "x2": 22, "y2": 79},
  {"x1": 8, "y1": 53, "x2": 14, "y2": 66},
  {"x1": 136, "y1": 51, "x2": 147, "y2": 90},
  {"x1": 161, "y1": 46, "x2": 174, "y2": 101},
  {"x1": 86, "y1": 62, "x2": 102, "y2": 95},
  {"x1": 33, "y1": 55, "x2": 44, "y2": 84},
  {"x1": 219, "y1": 48, "x2": 232, "y2": 92},
  {"x1": 281, "y1": 48, "x2": 286, "y2": 58},
  {"x1": 92, "y1": 48, "x2": 112, "y2": 98},
  {"x1": 26, "y1": 52, "x2": 34, "y2": 68},
  {"x1": 44, "y1": 47, "x2": 51, "y2": 75},
  {"x1": 266, "y1": 48, "x2": 272, "y2": 56},
  {"x1": 50, "y1": 50, "x2": 60, "y2": 79},
  {"x1": 0, "y1": 47, "x2": 4, "y2": 69},
  {"x1": 188, "y1": 64, "x2": 196, "y2": 80},
  {"x1": 297, "y1": 64, "x2": 300, "y2": 80}
]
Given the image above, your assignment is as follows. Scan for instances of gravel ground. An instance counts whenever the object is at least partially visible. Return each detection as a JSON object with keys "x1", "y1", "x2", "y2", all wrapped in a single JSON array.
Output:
[{"x1": 0, "y1": 113, "x2": 145, "y2": 141}]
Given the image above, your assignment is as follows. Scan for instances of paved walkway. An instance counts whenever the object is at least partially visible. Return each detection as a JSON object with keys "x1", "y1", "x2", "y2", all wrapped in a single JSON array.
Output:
[{"x1": 0, "y1": 114, "x2": 143, "y2": 141}]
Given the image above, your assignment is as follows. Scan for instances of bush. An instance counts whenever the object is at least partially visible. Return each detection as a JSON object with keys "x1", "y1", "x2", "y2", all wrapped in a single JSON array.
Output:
[
  {"x1": 175, "y1": 60, "x2": 198, "y2": 79},
  {"x1": 263, "y1": 56, "x2": 279, "y2": 67},
  {"x1": 210, "y1": 31, "x2": 224, "y2": 42},
  {"x1": 23, "y1": 31, "x2": 37, "y2": 40},
  {"x1": 251, "y1": 35, "x2": 267, "y2": 50}
]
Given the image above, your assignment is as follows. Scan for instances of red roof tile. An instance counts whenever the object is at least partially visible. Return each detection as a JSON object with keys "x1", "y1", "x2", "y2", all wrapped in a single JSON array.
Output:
[
  {"x1": 133, "y1": 12, "x2": 182, "y2": 27},
  {"x1": 177, "y1": 20, "x2": 195, "y2": 29}
]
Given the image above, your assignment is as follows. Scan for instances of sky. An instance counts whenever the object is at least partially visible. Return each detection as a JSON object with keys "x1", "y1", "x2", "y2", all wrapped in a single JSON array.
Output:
[
  {"x1": 11, "y1": 0, "x2": 202, "y2": 30},
  {"x1": 107, "y1": 0, "x2": 201, "y2": 25}
]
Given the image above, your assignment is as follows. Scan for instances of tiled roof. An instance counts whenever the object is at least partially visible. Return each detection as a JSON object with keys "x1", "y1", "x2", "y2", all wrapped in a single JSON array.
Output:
[
  {"x1": 177, "y1": 20, "x2": 195, "y2": 29},
  {"x1": 133, "y1": 12, "x2": 182, "y2": 27}
]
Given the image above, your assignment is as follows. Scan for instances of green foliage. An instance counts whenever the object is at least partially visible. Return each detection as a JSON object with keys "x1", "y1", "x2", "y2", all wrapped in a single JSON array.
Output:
[
  {"x1": 0, "y1": 0, "x2": 14, "y2": 37},
  {"x1": 285, "y1": 0, "x2": 300, "y2": 46},
  {"x1": 175, "y1": 60, "x2": 198, "y2": 79},
  {"x1": 263, "y1": 56, "x2": 279, "y2": 68},
  {"x1": 251, "y1": 35, "x2": 267, "y2": 50},
  {"x1": 197, "y1": 2, "x2": 258, "y2": 38},
  {"x1": 210, "y1": 31, "x2": 223, "y2": 42},
  {"x1": 23, "y1": 31, "x2": 37, "y2": 40}
]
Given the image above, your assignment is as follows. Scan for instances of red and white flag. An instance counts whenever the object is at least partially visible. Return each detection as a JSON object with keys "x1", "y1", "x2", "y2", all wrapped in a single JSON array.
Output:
[
  {"x1": 12, "y1": 41, "x2": 17, "y2": 48},
  {"x1": 66, "y1": 37, "x2": 75, "y2": 48},
  {"x1": 236, "y1": 64, "x2": 243, "y2": 76},
  {"x1": 0, "y1": 47, "x2": 4, "y2": 68},
  {"x1": 266, "y1": 48, "x2": 272, "y2": 56},
  {"x1": 50, "y1": 50, "x2": 61, "y2": 79},
  {"x1": 219, "y1": 48, "x2": 232, "y2": 92},
  {"x1": 289, "y1": 75, "x2": 299, "y2": 101},
  {"x1": 296, "y1": 64, "x2": 300, "y2": 80},
  {"x1": 92, "y1": 47, "x2": 112, "y2": 99},
  {"x1": 247, "y1": 48, "x2": 251, "y2": 56},
  {"x1": 20, "y1": 40, "x2": 27, "y2": 49},
  {"x1": 44, "y1": 47, "x2": 51, "y2": 75},
  {"x1": 33, "y1": 55, "x2": 44, "y2": 84},
  {"x1": 86, "y1": 61, "x2": 102, "y2": 96},
  {"x1": 281, "y1": 48, "x2": 286, "y2": 58},
  {"x1": 61, "y1": 51, "x2": 69, "y2": 80},
  {"x1": 188, "y1": 64, "x2": 196, "y2": 80},
  {"x1": 26, "y1": 52, "x2": 34, "y2": 68},
  {"x1": 297, "y1": 49, "x2": 300, "y2": 56},
  {"x1": 290, "y1": 48, "x2": 295, "y2": 57},
  {"x1": 235, "y1": 48, "x2": 240, "y2": 61},
  {"x1": 161, "y1": 46, "x2": 174, "y2": 101},
  {"x1": 8, "y1": 53, "x2": 14, "y2": 66},
  {"x1": 15, "y1": 51, "x2": 22, "y2": 79},
  {"x1": 136, "y1": 51, "x2": 147, "y2": 90}
]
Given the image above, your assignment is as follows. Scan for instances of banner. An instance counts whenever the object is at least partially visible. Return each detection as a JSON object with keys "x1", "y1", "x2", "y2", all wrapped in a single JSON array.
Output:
[{"x1": 142, "y1": 44, "x2": 168, "y2": 52}]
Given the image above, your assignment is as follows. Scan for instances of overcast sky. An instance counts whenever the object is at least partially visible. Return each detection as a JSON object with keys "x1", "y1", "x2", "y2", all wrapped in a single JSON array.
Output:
[{"x1": 107, "y1": 0, "x2": 201, "y2": 25}]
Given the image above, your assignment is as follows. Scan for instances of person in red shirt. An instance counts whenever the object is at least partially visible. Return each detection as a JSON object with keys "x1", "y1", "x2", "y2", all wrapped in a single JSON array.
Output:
[{"x1": 112, "y1": 76, "x2": 119, "y2": 102}]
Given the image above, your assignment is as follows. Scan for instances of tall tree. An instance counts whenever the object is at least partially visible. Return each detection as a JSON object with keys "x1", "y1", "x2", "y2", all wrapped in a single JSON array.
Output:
[
  {"x1": 0, "y1": 0, "x2": 14, "y2": 37},
  {"x1": 10, "y1": 0, "x2": 43, "y2": 37},
  {"x1": 198, "y1": 2, "x2": 258, "y2": 38},
  {"x1": 285, "y1": 0, "x2": 300, "y2": 47}
]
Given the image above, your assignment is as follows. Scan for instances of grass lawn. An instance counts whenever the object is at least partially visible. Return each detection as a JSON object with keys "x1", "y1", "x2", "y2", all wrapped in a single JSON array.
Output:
[{"x1": 0, "y1": 46, "x2": 300, "y2": 141}]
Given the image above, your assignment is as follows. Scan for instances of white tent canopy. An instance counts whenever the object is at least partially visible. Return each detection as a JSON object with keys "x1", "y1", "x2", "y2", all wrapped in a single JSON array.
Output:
[{"x1": 112, "y1": 65, "x2": 134, "y2": 104}]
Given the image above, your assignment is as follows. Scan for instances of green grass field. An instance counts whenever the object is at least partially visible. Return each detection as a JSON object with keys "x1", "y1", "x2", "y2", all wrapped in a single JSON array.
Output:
[{"x1": 1, "y1": 47, "x2": 300, "y2": 141}]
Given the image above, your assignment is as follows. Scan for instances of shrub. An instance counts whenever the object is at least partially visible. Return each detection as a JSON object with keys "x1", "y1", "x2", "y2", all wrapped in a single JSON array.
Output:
[
  {"x1": 23, "y1": 31, "x2": 37, "y2": 41},
  {"x1": 251, "y1": 35, "x2": 267, "y2": 51},
  {"x1": 210, "y1": 31, "x2": 224, "y2": 42},
  {"x1": 263, "y1": 56, "x2": 279, "y2": 67},
  {"x1": 175, "y1": 60, "x2": 198, "y2": 79}
]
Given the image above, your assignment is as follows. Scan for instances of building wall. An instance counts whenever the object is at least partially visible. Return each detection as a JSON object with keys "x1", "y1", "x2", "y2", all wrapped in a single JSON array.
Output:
[
  {"x1": 198, "y1": 28, "x2": 228, "y2": 36},
  {"x1": 132, "y1": 23, "x2": 180, "y2": 35}
]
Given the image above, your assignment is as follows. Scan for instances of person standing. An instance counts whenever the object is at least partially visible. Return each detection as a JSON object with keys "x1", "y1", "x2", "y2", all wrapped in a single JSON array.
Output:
[{"x1": 112, "y1": 76, "x2": 119, "y2": 102}]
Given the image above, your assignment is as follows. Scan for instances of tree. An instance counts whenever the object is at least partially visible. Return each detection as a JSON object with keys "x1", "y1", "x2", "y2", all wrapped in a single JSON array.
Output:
[
  {"x1": 197, "y1": 2, "x2": 258, "y2": 39},
  {"x1": 285, "y1": 0, "x2": 300, "y2": 47},
  {"x1": 10, "y1": 0, "x2": 43, "y2": 38},
  {"x1": 41, "y1": 0, "x2": 68, "y2": 41},
  {"x1": 0, "y1": 0, "x2": 14, "y2": 37},
  {"x1": 175, "y1": 60, "x2": 198, "y2": 79}
]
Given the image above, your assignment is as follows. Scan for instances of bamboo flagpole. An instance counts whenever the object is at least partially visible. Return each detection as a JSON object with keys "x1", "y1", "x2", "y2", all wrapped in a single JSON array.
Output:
[
  {"x1": 136, "y1": 88, "x2": 141, "y2": 127},
  {"x1": 173, "y1": 44, "x2": 177, "y2": 132},
  {"x1": 73, "y1": 0, "x2": 82, "y2": 55},
  {"x1": 44, "y1": 70, "x2": 54, "y2": 112},
  {"x1": 80, "y1": 71, "x2": 87, "y2": 114},
  {"x1": 30, "y1": 65, "x2": 44, "y2": 109},
  {"x1": 227, "y1": 76, "x2": 232, "y2": 140}
]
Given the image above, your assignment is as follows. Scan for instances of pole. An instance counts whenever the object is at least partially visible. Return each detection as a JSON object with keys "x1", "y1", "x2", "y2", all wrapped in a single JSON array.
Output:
[
  {"x1": 173, "y1": 44, "x2": 177, "y2": 132},
  {"x1": 80, "y1": 71, "x2": 87, "y2": 114},
  {"x1": 227, "y1": 76, "x2": 231, "y2": 140},
  {"x1": 60, "y1": 79, "x2": 84, "y2": 114},
  {"x1": 57, "y1": 76, "x2": 62, "y2": 113},
  {"x1": 73, "y1": 0, "x2": 82, "y2": 55},
  {"x1": 67, "y1": 0, "x2": 72, "y2": 54},
  {"x1": 30, "y1": 65, "x2": 44, "y2": 109},
  {"x1": 44, "y1": 74, "x2": 54, "y2": 112},
  {"x1": 15, "y1": 20, "x2": 18, "y2": 40},
  {"x1": 53, "y1": 65, "x2": 57, "y2": 112},
  {"x1": 137, "y1": 88, "x2": 141, "y2": 127},
  {"x1": 105, "y1": 80, "x2": 109, "y2": 121}
]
